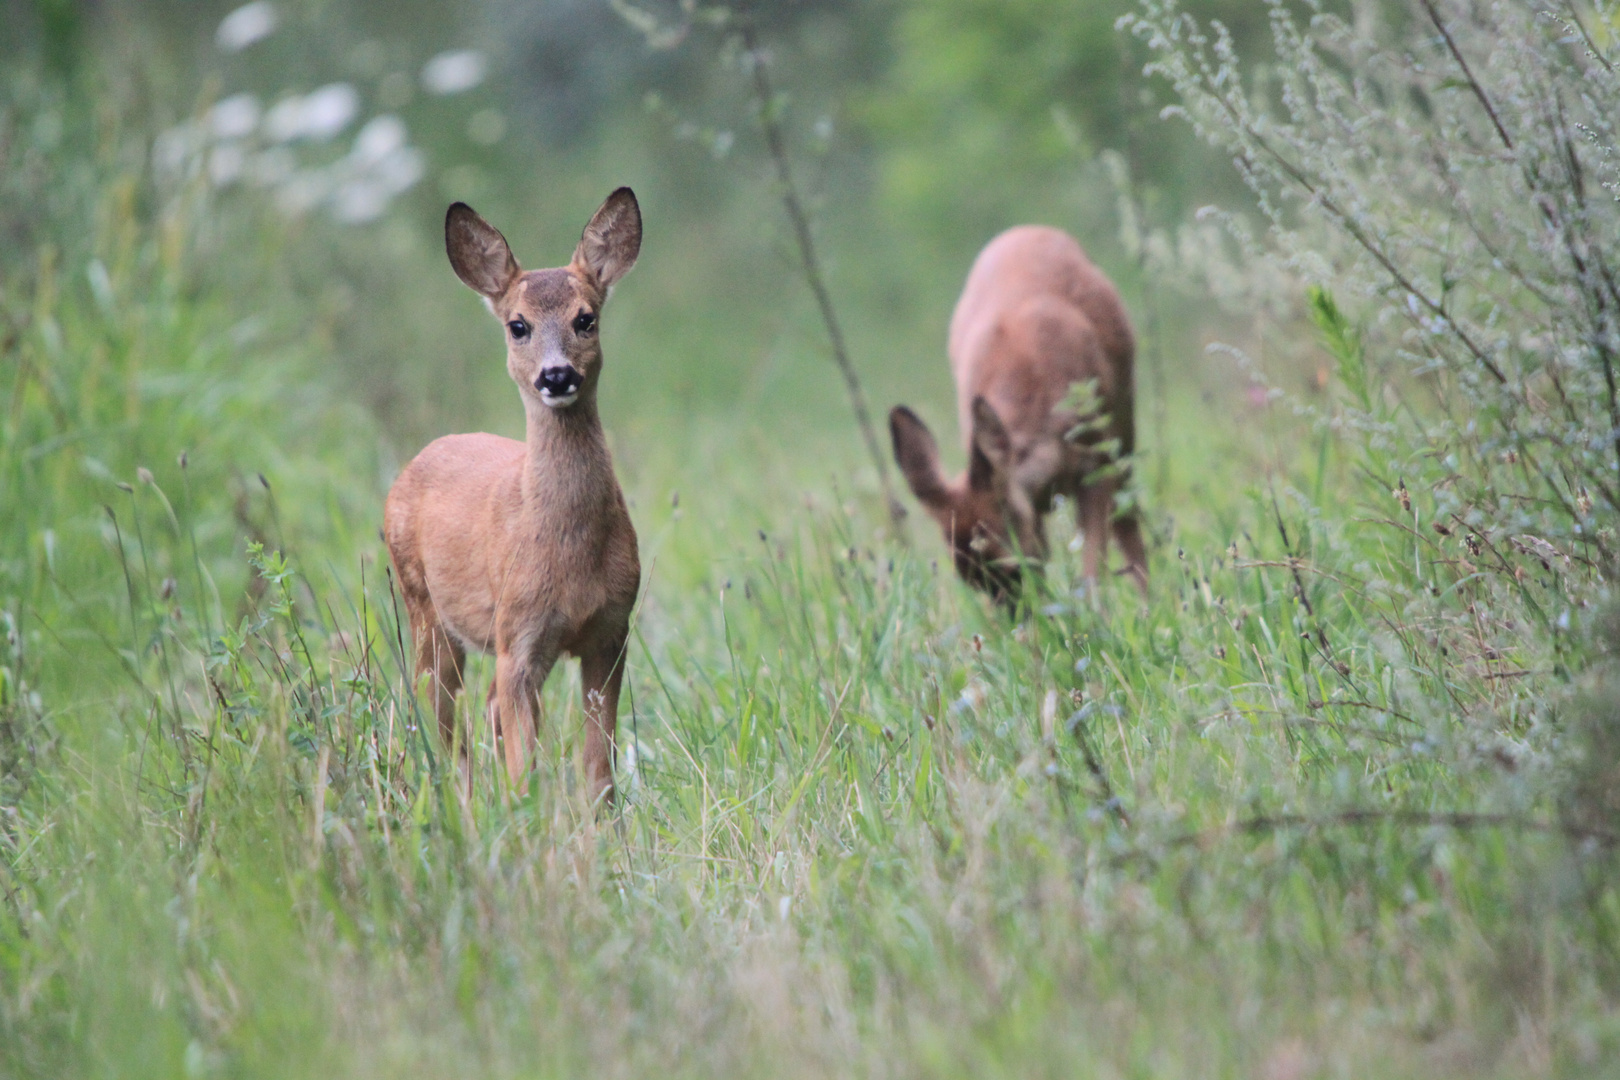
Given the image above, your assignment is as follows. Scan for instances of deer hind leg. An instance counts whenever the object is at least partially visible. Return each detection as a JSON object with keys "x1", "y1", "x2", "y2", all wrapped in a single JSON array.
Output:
[
  {"x1": 579, "y1": 628, "x2": 629, "y2": 807},
  {"x1": 1112, "y1": 507, "x2": 1149, "y2": 595},
  {"x1": 410, "y1": 615, "x2": 466, "y2": 762},
  {"x1": 1077, "y1": 483, "x2": 1113, "y2": 588},
  {"x1": 484, "y1": 675, "x2": 500, "y2": 747}
]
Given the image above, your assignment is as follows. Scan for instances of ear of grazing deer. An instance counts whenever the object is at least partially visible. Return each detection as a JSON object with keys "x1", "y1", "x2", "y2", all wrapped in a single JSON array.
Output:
[
  {"x1": 967, "y1": 397, "x2": 1015, "y2": 498},
  {"x1": 889, "y1": 397, "x2": 1016, "y2": 513}
]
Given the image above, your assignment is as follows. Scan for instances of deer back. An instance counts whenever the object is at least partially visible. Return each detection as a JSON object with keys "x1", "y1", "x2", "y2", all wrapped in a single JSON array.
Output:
[{"x1": 948, "y1": 225, "x2": 1135, "y2": 487}]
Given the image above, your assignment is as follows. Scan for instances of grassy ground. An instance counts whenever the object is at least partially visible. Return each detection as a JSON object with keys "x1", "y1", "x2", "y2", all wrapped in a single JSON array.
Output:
[{"x1": 6, "y1": 34, "x2": 1620, "y2": 1080}]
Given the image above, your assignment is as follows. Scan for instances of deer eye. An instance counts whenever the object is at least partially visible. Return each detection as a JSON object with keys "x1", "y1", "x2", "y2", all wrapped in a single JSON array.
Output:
[
  {"x1": 507, "y1": 318, "x2": 530, "y2": 340},
  {"x1": 572, "y1": 311, "x2": 597, "y2": 334}
]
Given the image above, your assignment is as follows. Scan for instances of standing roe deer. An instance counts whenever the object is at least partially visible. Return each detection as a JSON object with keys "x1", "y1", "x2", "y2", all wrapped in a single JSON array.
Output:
[
  {"x1": 889, "y1": 225, "x2": 1148, "y2": 606},
  {"x1": 384, "y1": 188, "x2": 642, "y2": 803}
]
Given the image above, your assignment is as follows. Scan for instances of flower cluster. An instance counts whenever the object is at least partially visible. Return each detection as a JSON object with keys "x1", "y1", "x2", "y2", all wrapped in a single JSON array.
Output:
[{"x1": 153, "y1": 3, "x2": 491, "y2": 224}]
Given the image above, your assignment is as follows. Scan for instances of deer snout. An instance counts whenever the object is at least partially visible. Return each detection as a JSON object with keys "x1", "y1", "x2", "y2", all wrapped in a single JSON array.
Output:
[{"x1": 535, "y1": 365, "x2": 583, "y2": 407}]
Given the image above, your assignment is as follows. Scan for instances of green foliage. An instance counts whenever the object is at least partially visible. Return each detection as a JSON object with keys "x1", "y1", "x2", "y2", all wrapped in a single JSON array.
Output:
[
  {"x1": 865, "y1": 0, "x2": 1267, "y2": 245},
  {"x1": 1306, "y1": 285, "x2": 1367, "y2": 414},
  {"x1": 1127, "y1": 0, "x2": 1620, "y2": 564}
]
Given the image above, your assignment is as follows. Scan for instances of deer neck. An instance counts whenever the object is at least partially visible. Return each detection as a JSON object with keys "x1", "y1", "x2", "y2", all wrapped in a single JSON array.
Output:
[{"x1": 520, "y1": 394, "x2": 616, "y2": 516}]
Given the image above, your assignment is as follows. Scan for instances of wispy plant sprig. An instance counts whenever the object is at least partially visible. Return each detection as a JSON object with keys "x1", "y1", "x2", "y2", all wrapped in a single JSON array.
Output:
[{"x1": 615, "y1": 0, "x2": 905, "y2": 527}]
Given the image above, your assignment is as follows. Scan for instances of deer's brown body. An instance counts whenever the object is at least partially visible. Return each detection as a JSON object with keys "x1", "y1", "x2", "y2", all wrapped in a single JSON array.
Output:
[
  {"x1": 384, "y1": 190, "x2": 643, "y2": 801},
  {"x1": 890, "y1": 225, "x2": 1147, "y2": 604}
]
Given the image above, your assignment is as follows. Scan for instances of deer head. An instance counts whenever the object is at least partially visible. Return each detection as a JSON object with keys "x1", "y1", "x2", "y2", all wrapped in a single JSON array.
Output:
[
  {"x1": 445, "y1": 187, "x2": 642, "y2": 411},
  {"x1": 890, "y1": 398, "x2": 1045, "y2": 606}
]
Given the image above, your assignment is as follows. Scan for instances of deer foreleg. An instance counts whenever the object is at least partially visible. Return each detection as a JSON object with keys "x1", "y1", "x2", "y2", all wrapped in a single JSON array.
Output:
[
  {"x1": 579, "y1": 631, "x2": 628, "y2": 806},
  {"x1": 494, "y1": 642, "x2": 557, "y2": 788}
]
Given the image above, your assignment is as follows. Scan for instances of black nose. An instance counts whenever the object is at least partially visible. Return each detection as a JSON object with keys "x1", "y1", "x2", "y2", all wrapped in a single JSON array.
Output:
[{"x1": 536, "y1": 365, "x2": 582, "y2": 398}]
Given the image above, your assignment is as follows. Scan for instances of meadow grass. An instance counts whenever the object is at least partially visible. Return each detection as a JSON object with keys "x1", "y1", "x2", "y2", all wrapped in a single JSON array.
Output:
[
  {"x1": 9, "y1": 362, "x2": 1613, "y2": 1076},
  {"x1": 6, "y1": 25, "x2": 1620, "y2": 1079}
]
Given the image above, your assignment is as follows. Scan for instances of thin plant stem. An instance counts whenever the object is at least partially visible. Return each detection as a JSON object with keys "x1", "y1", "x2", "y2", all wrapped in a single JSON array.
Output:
[
  {"x1": 1136, "y1": 223, "x2": 1170, "y2": 500},
  {"x1": 737, "y1": 14, "x2": 905, "y2": 529}
]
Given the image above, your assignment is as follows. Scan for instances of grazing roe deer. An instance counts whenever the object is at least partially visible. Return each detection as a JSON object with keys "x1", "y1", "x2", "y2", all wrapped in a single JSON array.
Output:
[
  {"x1": 384, "y1": 189, "x2": 642, "y2": 802},
  {"x1": 889, "y1": 225, "x2": 1148, "y2": 606}
]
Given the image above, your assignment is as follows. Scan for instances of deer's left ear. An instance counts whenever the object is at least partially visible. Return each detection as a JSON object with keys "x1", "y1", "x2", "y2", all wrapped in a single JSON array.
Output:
[
  {"x1": 574, "y1": 187, "x2": 642, "y2": 291},
  {"x1": 969, "y1": 397, "x2": 1013, "y2": 492}
]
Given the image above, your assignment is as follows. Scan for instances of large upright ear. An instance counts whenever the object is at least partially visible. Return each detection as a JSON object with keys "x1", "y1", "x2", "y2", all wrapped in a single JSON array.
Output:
[
  {"x1": 574, "y1": 187, "x2": 642, "y2": 291},
  {"x1": 445, "y1": 203, "x2": 520, "y2": 301},
  {"x1": 969, "y1": 397, "x2": 1013, "y2": 492},
  {"x1": 890, "y1": 406, "x2": 950, "y2": 509}
]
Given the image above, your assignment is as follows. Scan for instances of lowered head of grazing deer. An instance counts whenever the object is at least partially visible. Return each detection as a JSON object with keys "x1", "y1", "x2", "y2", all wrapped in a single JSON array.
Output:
[
  {"x1": 383, "y1": 188, "x2": 643, "y2": 804},
  {"x1": 890, "y1": 225, "x2": 1148, "y2": 608}
]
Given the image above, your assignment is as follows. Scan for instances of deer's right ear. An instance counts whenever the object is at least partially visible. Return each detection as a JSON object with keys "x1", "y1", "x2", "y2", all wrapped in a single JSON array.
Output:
[
  {"x1": 445, "y1": 203, "x2": 520, "y2": 301},
  {"x1": 890, "y1": 406, "x2": 950, "y2": 509}
]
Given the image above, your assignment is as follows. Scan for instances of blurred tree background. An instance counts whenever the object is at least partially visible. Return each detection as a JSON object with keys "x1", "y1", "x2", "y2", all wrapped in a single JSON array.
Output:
[{"x1": 3, "y1": 0, "x2": 1265, "y2": 475}]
